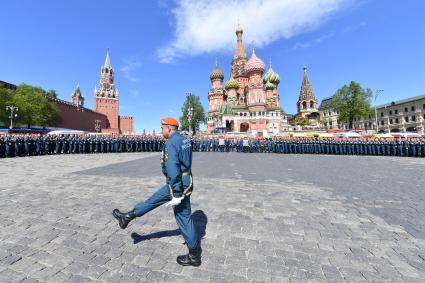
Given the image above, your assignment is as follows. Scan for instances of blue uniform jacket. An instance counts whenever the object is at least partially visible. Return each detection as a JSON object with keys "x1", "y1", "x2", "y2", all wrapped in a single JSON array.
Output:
[{"x1": 161, "y1": 131, "x2": 193, "y2": 197}]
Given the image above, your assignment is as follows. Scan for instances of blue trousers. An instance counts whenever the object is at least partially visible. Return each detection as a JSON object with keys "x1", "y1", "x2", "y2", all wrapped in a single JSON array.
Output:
[{"x1": 133, "y1": 184, "x2": 199, "y2": 250}]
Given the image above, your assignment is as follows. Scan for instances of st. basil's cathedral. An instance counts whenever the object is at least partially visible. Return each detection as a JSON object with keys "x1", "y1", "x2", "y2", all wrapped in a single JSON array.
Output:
[{"x1": 207, "y1": 25, "x2": 319, "y2": 135}]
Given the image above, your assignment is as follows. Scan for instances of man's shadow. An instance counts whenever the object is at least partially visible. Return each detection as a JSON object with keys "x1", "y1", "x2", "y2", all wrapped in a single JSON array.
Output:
[{"x1": 131, "y1": 210, "x2": 208, "y2": 244}]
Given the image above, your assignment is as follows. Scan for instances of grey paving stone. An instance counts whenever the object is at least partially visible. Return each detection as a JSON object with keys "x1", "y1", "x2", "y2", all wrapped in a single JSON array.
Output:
[
  {"x1": 1, "y1": 153, "x2": 425, "y2": 282},
  {"x1": 0, "y1": 268, "x2": 27, "y2": 282}
]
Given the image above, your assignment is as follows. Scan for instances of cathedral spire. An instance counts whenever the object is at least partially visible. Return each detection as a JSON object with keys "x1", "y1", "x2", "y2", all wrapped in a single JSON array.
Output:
[
  {"x1": 301, "y1": 65, "x2": 311, "y2": 89},
  {"x1": 104, "y1": 48, "x2": 112, "y2": 69},
  {"x1": 235, "y1": 24, "x2": 246, "y2": 57},
  {"x1": 299, "y1": 65, "x2": 315, "y2": 101}
]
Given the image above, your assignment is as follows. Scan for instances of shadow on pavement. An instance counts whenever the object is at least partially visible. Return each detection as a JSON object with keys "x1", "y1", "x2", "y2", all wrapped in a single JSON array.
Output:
[{"x1": 131, "y1": 210, "x2": 208, "y2": 244}]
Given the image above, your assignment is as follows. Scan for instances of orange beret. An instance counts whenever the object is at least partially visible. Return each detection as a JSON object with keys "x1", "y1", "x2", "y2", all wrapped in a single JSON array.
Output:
[{"x1": 161, "y1": 117, "x2": 179, "y2": 127}]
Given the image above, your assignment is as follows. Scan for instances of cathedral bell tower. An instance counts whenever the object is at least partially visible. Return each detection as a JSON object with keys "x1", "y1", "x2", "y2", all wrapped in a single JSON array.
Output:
[{"x1": 94, "y1": 49, "x2": 119, "y2": 132}]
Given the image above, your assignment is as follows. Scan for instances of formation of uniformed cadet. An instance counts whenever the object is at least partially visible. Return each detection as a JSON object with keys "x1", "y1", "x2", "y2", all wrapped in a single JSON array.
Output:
[
  {"x1": 0, "y1": 134, "x2": 165, "y2": 157},
  {"x1": 185, "y1": 135, "x2": 425, "y2": 157},
  {"x1": 113, "y1": 117, "x2": 202, "y2": 267},
  {"x1": 1, "y1": 133, "x2": 425, "y2": 158}
]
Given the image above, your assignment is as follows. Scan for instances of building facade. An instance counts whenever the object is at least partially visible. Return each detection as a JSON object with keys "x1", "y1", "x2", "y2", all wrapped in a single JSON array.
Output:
[
  {"x1": 318, "y1": 94, "x2": 425, "y2": 134},
  {"x1": 356, "y1": 95, "x2": 425, "y2": 134},
  {"x1": 319, "y1": 97, "x2": 339, "y2": 129},
  {"x1": 206, "y1": 25, "x2": 288, "y2": 136}
]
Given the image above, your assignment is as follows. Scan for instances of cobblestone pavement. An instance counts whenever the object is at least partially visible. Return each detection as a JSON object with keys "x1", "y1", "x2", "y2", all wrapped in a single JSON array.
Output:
[{"x1": 0, "y1": 153, "x2": 425, "y2": 282}]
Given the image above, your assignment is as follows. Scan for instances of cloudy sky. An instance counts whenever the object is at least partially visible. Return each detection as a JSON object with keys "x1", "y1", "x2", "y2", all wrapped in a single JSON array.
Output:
[{"x1": 1, "y1": 0, "x2": 424, "y2": 133}]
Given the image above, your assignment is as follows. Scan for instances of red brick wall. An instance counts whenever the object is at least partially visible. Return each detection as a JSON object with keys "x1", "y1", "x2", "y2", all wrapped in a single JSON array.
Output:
[
  {"x1": 94, "y1": 98, "x2": 119, "y2": 129},
  {"x1": 119, "y1": 116, "x2": 134, "y2": 134},
  {"x1": 49, "y1": 97, "x2": 109, "y2": 132}
]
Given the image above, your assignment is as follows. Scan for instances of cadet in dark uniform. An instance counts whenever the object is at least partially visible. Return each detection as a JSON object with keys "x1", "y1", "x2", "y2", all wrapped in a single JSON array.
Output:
[{"x1": 113, "y1": 117, "x2": 201, "y2": 267}]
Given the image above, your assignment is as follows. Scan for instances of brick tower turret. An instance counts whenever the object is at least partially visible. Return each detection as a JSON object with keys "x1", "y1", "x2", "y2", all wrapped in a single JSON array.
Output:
[{"x1": 94, "y1": 49, "x2": 119, "y2": 133}]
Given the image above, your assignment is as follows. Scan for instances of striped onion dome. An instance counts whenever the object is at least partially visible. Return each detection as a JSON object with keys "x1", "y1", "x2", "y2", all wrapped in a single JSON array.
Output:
[
  {"x1": 224, "y1": 76, "x2": 239, "y2": 90},
  {"x1": 263, "y1": 66, "x2": 280, "y2": 85},
  {"x1": 244, "y1": 48, "x2": 265, "y2": 74},
  {"x1": 210, "y1": 65, "x2": 224, "y2": 81},
  {"x1": 264, "y1": 81, "x2": 275, "y2": 91}
]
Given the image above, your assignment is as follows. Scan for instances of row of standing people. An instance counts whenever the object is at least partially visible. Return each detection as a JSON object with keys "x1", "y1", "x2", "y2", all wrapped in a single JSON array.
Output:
[
  {"x1": 0, "y1": 134, "x2": 164, "y2": 158},
  {"x1": 190, "y1": 137, "x2": 425, "y2": 157},
  {"x1": 1, "y1": 134, "x2": 425, "y2": 158}
]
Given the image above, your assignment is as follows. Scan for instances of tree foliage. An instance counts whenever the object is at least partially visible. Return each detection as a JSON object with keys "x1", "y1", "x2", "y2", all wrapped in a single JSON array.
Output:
[
  {"x1": 294, "y1": 116, "x2": 309, "y2": 126},
  {"x1": 0, "y1": 87, "x2": 15, "y2": 124},
  {"x1": 1, "y1": 84, "x2": 63, "y2": 128},
  {"x1": 179, "y1": 94, "x2": 206, "y2": 135},
  {"x1": 331, "y1": 81, "x2": 373, "y2": 129}
]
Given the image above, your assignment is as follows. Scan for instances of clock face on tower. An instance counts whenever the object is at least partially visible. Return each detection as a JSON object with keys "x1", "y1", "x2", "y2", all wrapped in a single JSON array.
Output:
[{"x1": 103, "y1": 83, "x2": 110, "y2": 90}]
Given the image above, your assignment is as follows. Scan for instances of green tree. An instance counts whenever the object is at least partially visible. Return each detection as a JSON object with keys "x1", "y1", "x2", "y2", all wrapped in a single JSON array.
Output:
[
  {"x1": 0, "y1": 87, "x2": 15, "y2": 125},
  {"x1": 294, "y1": 116, "x2": 309, "y2": 126},
  {"x1": 331, "y1": 81, "x2": 373, "y2": 129},
  {"x1": 12, "y1": 84, "x2": 62, "y2": 128},
  {"x1": 179, "y1": 94, "x2": 206, "y2": 135},
  {"x1": 45, "y1": 89, "x2": 58, "y2": 98}
]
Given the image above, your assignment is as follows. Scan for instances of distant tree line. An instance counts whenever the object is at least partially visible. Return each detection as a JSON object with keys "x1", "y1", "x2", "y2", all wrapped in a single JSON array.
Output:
[{"x1": 0, "y1": 83, "x2": 63, "y2": 128}]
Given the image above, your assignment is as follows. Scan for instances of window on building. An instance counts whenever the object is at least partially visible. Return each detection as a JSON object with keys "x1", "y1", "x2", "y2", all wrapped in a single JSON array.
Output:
[
  {"x1": 381, "y1": 112, "x2": 384, "y2": 117},
  {"x1": 328, "y1": 111, "x2": 331, "y2": 116},
  {"x1": 412, "y1": 115, "x2": 416, "y2": 122},
  {"x1": 423, "y1": 104, "x2": 425, "y2": 110},
  {"x1": 405, "y1": 117, "x2": 409, "y2": 122},
  {"x1": 395, "y1": 118, "x2": 399, "y2": 124},
  {"x1": 395, "y1": 109, "x2": 398, "y2": 114},
  {"x1": 310, "y1": 101, "x2": 314, "y2": 108},
  {"x1": 389, "y1": 119, "x2": 393, "y2": 124},
  {"x1": 405, "y1": 107, "x2": 408, "y2": 112},
  {"x1": 411, "y1": 106, "x2": 415, "y2": 111},
  {"x1": 329, "y1": 121, "x2": 333, "y2": 126},
  {"x1": 389, "y1": 110, "x2": 392, "y2": 115},
  {"x1": 381, "y1": 121, "x2": 384, "y2": 125},
  {"x1": 302, "y1": 101, "x2": 307, "y2": 109}
]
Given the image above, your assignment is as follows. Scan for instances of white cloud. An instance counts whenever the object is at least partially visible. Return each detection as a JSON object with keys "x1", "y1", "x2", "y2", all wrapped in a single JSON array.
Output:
[
  {"x1": 291, "y1": 32, "x2": 334, "y2": 50},
  {"x1": 158, "y1": 0, "x2": 353, "y2": 63},
  {"x1": 120, "y1": 57, "x2": 141, "y2": 82}
]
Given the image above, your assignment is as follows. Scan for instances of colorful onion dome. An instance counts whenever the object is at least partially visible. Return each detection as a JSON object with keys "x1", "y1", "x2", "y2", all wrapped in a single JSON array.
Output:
[
  {"x1": 263, "y1": 66, "x2": 280, "y2": 85},
  {"x1": 224, "y1": 76, "x2": 239, "y2": 90},
  {"x1": 245, "y1": 48, "x2": 265, "y2": 74},
  {"x1": 264, "y1": 81, "x2": 275, "y2": 91},
  {"x1": 210, "y1": 65, "x2": 224, "y2": 81}
]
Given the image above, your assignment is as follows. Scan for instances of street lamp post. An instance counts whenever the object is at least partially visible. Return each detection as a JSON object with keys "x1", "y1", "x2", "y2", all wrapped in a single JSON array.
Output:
[
  {"x1": 186, "y1": 92, "x2": 194, "y2": 135},
  {"x1": 374, "y1": 89, "x2": 384, "y2": 133},
  {"x1": 6, "y1": 106, "x2": 18, "y2": 129}
]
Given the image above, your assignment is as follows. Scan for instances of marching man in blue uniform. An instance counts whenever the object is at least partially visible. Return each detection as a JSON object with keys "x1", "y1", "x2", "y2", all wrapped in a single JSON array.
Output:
[{"x1": 112, "y1": 117, "x2": 201, "y2": 267}]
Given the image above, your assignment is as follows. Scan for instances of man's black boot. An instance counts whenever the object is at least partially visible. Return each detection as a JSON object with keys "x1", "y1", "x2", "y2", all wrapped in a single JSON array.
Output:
[
  {"x1": 177, "y1": 246, "x2": 202, "y2": 267},
  {"x1": 112, "y1": 209, "x2": 136, "y2": 229}
]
